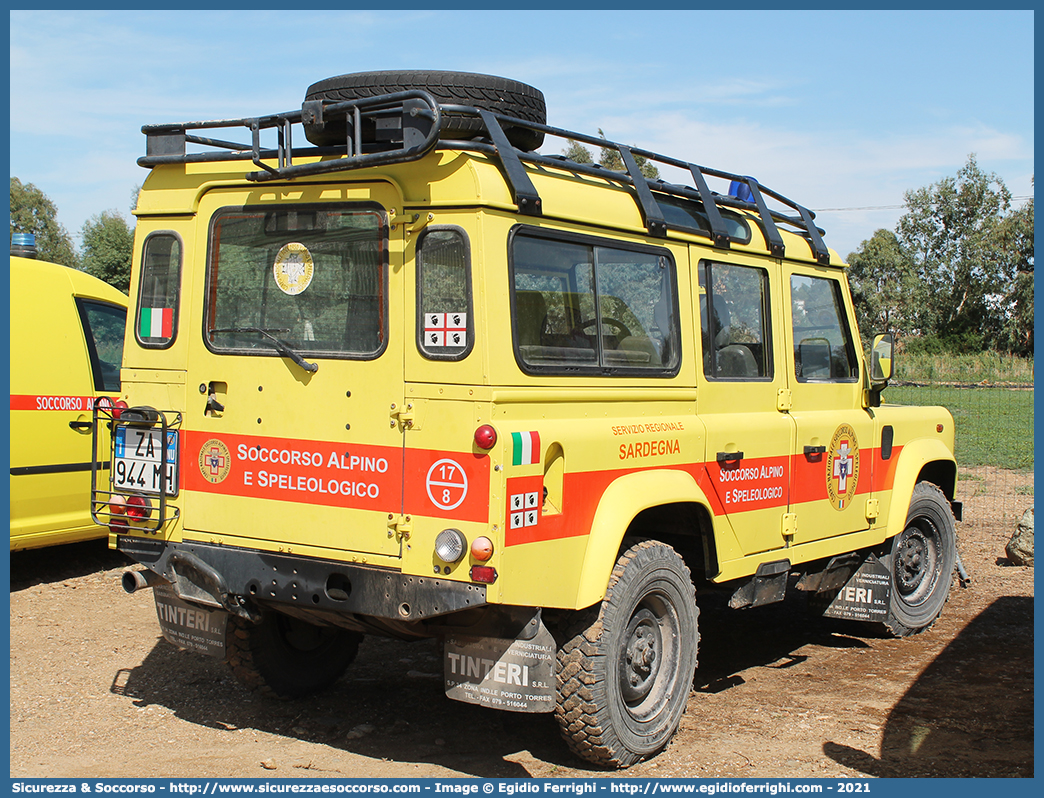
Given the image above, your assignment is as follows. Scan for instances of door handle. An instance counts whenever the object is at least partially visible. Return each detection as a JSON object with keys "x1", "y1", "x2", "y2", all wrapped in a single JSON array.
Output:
[
  {"x1": 716, "y1": 451, "x2": 744, "y2": 464},
  {"x1": 803, "y1": 445, "x2": 826, "y2": 459},
  {"x1": 69, "y1": 420, "x2": 94, "y2": 431}
]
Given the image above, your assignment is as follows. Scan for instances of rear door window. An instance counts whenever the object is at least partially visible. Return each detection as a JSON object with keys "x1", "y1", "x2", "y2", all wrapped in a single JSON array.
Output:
[
  {"x1": 699, "y1": 261, "x2": 773, "y2": 381},
  {"x1": 205, "y1": 205, "x2": 387, "y2": 359}
]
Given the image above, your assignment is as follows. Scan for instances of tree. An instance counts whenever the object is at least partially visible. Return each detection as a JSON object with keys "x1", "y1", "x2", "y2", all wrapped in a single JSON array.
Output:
[
  {"x1": 562, "y1": 130, "x2": 660, "y2": 180},
  {"x1": 9, "y1": 177, "x2": 78, "y2": 268},
  {"x1": 896, "y1": 155, "x2": 1013, "y2": 352},
  {"x1": 846, "y1": 229, "x2": 918, "y2": 343},
  {"x1": 996, "y1": 188, "x2": 1034, "y2": 356},
  {"x1": 80, "y1": 210, "x2": 134, "y2": 293}
]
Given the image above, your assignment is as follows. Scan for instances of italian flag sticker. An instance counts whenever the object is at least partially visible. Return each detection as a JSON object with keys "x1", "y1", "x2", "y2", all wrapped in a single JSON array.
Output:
[
  {"x1": 140, "y1": 307, "x2": 173, "y2": 338},
  {"x1": 511, "y1": 431, "x2": 541, "y2": 466}
]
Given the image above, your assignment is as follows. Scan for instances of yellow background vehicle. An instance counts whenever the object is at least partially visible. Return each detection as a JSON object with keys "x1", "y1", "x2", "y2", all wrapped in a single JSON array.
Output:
[
  {"x1": 10, "y1": 242, "x2": 127, "y2": 550},
  {"x1": 97, "y1": 71, "x2": 961, "y2": 768}
]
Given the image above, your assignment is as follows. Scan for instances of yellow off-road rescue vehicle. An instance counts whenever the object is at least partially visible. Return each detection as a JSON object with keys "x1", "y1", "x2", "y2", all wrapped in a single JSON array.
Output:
[
  {"x1": 95, "y1": 71, "x2": 963, "y2": 767},
  {"x1": 11, "y1": 236, "x2": 127, "y2": 550}
]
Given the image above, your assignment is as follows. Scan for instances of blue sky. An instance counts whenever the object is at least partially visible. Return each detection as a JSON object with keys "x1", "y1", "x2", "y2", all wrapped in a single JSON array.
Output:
[{"x1": 9, "y1": 8, "x2": 1035, "y2": 260}]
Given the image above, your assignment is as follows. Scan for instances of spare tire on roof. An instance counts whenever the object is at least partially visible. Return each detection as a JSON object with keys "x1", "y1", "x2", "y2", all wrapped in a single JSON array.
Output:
[{"x1": 303, "y1": 70, "x2": 546, "y2": 151}]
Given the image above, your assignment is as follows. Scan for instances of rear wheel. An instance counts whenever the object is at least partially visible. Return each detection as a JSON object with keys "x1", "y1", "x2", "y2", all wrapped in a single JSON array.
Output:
[
  {"x1": 881, "y1": 482, "x2": 957, "y2": 637},
  {"x1": 303, "y1": 70, "x2": 546, "y2": 151},
  {"x1": 555, "y1": 539, "x2": 698, "y2": 768},
  {"x1": 226, "y1": 610, "x2": 362, "y2": 698}
]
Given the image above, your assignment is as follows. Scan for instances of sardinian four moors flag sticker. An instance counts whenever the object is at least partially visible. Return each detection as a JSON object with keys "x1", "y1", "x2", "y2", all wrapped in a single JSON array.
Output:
[
  {"x1": 273, "y1": 242, "x2": 314, "y2": 296},
  {"x1": 826, "y1": 423, "x2": 859, "y2": 511}
]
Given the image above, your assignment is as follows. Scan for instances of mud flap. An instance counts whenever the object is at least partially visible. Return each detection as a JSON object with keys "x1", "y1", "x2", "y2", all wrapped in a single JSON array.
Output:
[
  {"x1": 444, "y1": 619, "x2": 556, "y2": 712},
  {"x1": 154, "y1": 584, "x2": 229, "y2": 658},
  {"x1": 814, "y1": 553, "x2": 891, "y2": 622}
]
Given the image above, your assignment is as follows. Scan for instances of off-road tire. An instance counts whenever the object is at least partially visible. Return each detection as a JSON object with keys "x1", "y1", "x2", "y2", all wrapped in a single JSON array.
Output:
[
  {"x1": 880, "y1": 481, "x2": 957, "y2": 637},
  {"x1": 555, "y1": 539, "x2": 698, "y2": 768},
  {"x1": 303, "y1": 70, "x2": 546, "y2": 151},
  {"x1": 226, "y1": 610, "x2": 362, "y2": 699}
]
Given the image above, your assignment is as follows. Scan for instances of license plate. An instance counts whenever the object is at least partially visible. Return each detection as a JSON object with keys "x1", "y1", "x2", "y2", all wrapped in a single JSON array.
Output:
[{"x1": 113, "y1": 425, "x2": 179, "y2": 495}]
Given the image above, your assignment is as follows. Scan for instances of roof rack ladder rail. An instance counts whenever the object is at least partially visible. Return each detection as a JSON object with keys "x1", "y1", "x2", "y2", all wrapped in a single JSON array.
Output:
[
  {"x1": 250, "y1": 118, "x2": 280, "y2": 176},
  {"x1": 743, "y1": 179, "x2": 786, "y2": 258},
  {"x1": 619, "y1": 146, "x2": 667, "y2": 238},
  {"x1": 794, "y1": 204, "x2": 831, "y2": 265},
  {"x1": 278, "y1": 116, "x2": 292, "y2": 170},
  {"x1": 477, "y1": 109, "x2": 542, "y2": 216},
  {"x1": 687, "y1": 164, "x2": 731, "y2": 249},
  {"x1": 352, "y1": 105, "x2": 362, "y2": 158}
]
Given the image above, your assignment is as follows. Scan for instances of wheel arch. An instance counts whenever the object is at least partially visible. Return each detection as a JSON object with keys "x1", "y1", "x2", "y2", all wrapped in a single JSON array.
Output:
[
  {"x1": 574, "y1": 469, "x2": 714, "y2": 609},
  {"x1": 884, "y1": 438, "x2": 958, "y2": 538}
]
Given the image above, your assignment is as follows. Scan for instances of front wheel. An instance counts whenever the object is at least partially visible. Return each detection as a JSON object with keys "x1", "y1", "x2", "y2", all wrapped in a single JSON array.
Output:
[
  {"x1": 226, "y1": 610, "x2": 362, "y2": 698},
  {"x1": 555, "y1": 539, "x2": 698, "y2": 768},
  {"x1": 881, "y1": 482, "x2": 957, "y2": 637}
]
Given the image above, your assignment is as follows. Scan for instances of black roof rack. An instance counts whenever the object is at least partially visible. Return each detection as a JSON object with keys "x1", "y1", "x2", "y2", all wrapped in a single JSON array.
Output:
[{"x1": 139, "y1": 90, "x2": 831, "y2": 265}]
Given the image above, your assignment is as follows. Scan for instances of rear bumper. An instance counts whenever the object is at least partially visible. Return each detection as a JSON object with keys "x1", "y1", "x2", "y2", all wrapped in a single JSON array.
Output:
[{"x1": 116, "y1": 535, "x2": 486, "y2": 623}]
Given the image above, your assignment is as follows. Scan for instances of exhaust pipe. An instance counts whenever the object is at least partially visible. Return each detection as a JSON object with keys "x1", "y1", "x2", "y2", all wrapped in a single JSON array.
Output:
[{"x1": 121, "y1": 568, "x2": 169, "y2": 594}]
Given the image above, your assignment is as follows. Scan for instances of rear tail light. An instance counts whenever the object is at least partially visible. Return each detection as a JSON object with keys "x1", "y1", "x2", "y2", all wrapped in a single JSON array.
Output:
[
  {"x1": 95, "y1": 397, "x2": 129, "y2": 419},
  {"x1": 474, "y1": 424, "x2": 497, "y2": 450},
  {"x1": 125, "y1": 494, "x2": 152, "y2": 520},
  {"x1": 471, "y1": 536, "x2": 494, "y2": 561},
  {"x1": 470, "y1": 565, "x2": 497, "y2": 584},
  {"x1": 109, "y1": 494, "x2": 127, "y2": 515}
]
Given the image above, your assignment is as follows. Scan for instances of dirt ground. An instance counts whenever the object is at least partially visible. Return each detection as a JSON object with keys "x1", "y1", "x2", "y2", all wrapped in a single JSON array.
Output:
[{"x1": 9, "y1": 467, "x2": 1034, "y2": 780}]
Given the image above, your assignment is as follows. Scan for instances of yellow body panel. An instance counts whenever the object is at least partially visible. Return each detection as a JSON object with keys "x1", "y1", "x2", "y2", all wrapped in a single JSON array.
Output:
[
  {"x1": 10, "y1": 257, "x2": 127, "y2": 550},
  {"x1": 109, "y1": 143, "x2": 956, "y2": 615}
]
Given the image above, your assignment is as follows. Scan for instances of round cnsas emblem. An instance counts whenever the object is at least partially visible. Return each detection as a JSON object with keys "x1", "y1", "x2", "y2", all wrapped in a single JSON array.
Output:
[
  {"x1": 273, "y1": 242, "x2": 314, "y2": 296},
  {"x1": 198, "y1": 439, "x2": 232, "y2": 484},
  {"x1": 825, "y1": 424, "x2": 859, "y2": 511}
]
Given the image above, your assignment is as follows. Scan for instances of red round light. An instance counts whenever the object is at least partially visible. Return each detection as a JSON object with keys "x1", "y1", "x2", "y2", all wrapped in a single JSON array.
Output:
[
  {"x1": 474, "y1": 424, "x2": 497, "y2": 450},
  {"x1": 125, "y1": 494, "x2": 152, "y2": 520},
  {"x1": 112, "y1": 400, "x2": 129, "y2": 420}
]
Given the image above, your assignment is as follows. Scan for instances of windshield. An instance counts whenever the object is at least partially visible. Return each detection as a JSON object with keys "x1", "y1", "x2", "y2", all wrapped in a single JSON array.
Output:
[{"x1": 205, "y1": 204, "x2": 387, "y2": 359}]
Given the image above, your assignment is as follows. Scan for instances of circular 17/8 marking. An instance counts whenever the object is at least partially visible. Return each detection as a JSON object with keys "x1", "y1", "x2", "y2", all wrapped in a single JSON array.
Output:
[{"x1": 426, "y1": 458, "x2": 468, "y2": 511}]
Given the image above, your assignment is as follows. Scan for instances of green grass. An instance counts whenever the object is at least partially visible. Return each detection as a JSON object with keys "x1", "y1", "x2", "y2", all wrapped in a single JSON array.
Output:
[
  {"x1": 893, "y1": 351, "x2": 1034, "y2": 386},
  {"x1": 887, "y1": 384, "x2": 1034, "y2": 472}
]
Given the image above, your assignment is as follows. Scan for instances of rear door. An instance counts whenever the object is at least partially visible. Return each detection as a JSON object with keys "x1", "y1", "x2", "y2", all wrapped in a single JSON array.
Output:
[
  {"x1": 695, "y1": 255, "x2": 795, "y2": 557},
  {"x1": 179, "y1": 185, "x2": 407, "y2": 563}
]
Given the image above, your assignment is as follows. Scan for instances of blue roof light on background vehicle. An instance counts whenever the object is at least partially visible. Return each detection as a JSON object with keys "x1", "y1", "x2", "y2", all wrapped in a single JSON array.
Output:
[{"x1": 11, "y1": 232, "x2": 37, "y2": 258}]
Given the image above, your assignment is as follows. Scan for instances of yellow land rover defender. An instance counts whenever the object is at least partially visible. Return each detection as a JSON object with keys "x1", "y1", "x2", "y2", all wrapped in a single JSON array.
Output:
[{"x1": 95, "y1": 71, "x2": 962, "y2": 767}]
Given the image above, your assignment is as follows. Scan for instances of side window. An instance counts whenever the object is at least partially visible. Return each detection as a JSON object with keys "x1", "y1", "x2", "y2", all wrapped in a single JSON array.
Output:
[
  {"x1": 136, "y1": 233, "x2": 182, "y2": 349},
  {"x1": 699, "y1": 261, "x2": 772, "y2": 380},
  {"x1": 76, "y1": 300, "x2": 127, "y2": 392},
  {"x1": 790, "y1": 274, "x2": 858, "y2": 382},
  {"x1": 510, "y1": 230, "x2": 679, "y2": 375},
  {"x1": 417, "y1": 227, "x2": 472, "y2": 360}
]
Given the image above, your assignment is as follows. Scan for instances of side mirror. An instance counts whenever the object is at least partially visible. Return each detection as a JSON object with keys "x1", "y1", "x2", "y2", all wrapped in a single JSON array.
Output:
[{"x1": 871, "y1": 333, "x2": 894, "y2": 382}]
